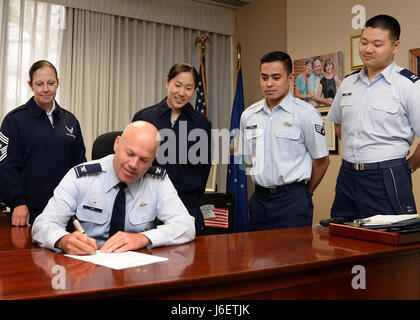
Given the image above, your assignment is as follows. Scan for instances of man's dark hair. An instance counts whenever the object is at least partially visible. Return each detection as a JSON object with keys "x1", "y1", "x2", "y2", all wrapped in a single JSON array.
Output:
[
  {"x1": 364, "y1": 14, "x2": 401, "y2": 43},
  {"x1": 260, "y1": 51, "x2": 293, "y2": 75}
]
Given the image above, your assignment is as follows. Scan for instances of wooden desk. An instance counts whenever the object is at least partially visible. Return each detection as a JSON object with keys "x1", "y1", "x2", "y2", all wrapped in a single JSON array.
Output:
[
  {"x1": 0, "y1": 213, "x2": 33, "y2": 250},
  {"x1": 1, "y1": 220, "x2": 420, "y2": 299}
]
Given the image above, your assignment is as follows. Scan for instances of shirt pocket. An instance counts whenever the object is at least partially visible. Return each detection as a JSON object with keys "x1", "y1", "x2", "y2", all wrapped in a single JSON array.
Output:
[
  {"x1": 245, "y1": 125, "x2": 263, "y2": 158},
  {"x1": 340, "y1": 95, "x2": 355, "y2": 107},
  {"x1": 273, "y1": 126, "x2": 302, "y2": 161},
  {"x1": 127, "y1": 206, "x2": 156, "y2": 233},
  {"x1": 76, "y1": 205, "x2": 108, "y2": 235},
  {"x1": 368, "y1": 103, "x2": 400, "y2": 134},
  {"x1": 370, "y1": 103, "x2": 399, "y2": 114}
]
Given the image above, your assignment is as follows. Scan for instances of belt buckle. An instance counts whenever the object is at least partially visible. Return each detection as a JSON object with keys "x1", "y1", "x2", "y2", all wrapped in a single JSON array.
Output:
[
  {"x1": 355, "y1": 163, "x2": 364, "y2": 171},
  {"x1": 267, "y1": 186, "x2": 277, "y2": 195}
]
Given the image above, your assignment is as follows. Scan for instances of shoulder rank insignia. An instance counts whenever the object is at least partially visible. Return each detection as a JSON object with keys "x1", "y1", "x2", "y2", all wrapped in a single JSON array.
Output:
[
  {"x1": 344, "y1": 68, "x2": 362, "y2": 79},
  {"x1": 74, "y1": 163, "x2": 102, "y2": 178},
  {"x1": 400, "y1": 69, "x2": 419, "y2": 83},
  {"x1": 146, "y1": 166, "x2": 166, "y2": 180}
]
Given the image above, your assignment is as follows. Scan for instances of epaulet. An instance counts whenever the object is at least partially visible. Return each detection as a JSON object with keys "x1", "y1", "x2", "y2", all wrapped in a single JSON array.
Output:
[
  {"x1": 399, "y1": 69, "x2": 419, "y2": 83},
  {"x1": 6, "y1": 104, "x2": 28, "y2": 117},
  {"x1": 74, "y1": 163, "x2": 102, "y2": 178},
  {"x1": 146, "y1": 166, "x2": 166, "y2": 180},
  {"x1": 344, "y1": 69, "x2": 362, "y2": 78}
]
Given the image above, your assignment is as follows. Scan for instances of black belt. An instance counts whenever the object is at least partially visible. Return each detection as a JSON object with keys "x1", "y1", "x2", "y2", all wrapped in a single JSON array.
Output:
[
  {"x1": 255, "y1": 181, "x2": 306, "y2": 196},
  {"x1": 342, "y1": 158, "x2": 405, "y2": 171}
]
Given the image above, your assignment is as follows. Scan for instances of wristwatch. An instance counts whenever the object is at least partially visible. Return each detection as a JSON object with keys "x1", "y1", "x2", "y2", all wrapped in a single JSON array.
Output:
[{"x1": 408, "y1": 165, "x2": 415, "y2": 174}]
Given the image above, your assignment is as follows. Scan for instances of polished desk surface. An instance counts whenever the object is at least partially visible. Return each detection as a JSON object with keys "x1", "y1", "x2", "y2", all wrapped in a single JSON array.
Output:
[{"x1": 1, "y1": 212, "x2": 420, "y2": 299}]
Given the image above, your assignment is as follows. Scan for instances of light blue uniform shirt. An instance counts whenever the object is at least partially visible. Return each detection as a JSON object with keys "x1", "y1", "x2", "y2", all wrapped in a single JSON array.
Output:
[
  {"x1": 239, "y1": 93, "x2": 329, "y2": 187},
  {"x1": 327, "y1": 62, "x2": 420, "y2": 163},
  {"x1": 32, "y1": 154, "x2": 195, "y2": 250},
  {"x1": 307, "y1": 73, "x2": 322, "y2": 96},
  {"x1": 45, "y1": 102, "x2": 56, "y2": 125}
]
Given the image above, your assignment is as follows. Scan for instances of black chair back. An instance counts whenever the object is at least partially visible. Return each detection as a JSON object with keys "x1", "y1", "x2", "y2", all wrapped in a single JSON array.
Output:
[{"x1": 91, "y1": 131, "x2": 123, "y2": 160}]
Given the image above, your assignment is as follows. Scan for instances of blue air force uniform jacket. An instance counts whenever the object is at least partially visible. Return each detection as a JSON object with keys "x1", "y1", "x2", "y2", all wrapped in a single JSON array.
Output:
[
  {"x1": 132, "y1": 98, "x2": 212, "y2": 209},
  {"x1": 0, "y1": 97, "x2": 86, "y2": 224}
]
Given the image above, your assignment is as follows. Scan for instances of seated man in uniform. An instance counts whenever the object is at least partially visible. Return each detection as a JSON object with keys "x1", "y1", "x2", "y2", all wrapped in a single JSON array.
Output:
[{"x1": 32, "y1": 121, "x2": 195, "y2": 254}]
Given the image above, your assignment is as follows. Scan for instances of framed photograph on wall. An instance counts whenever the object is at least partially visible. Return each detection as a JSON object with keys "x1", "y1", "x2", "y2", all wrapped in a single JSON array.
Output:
[
  {"x1": 351, "y1": 34, "x2": 363, "y2": 70},
  {"x1": 292, "y1": 51, "x2": 343, "y2": 109},
  {"x1": 321, "y1": 111, "x2": 338, "y2": 154}
]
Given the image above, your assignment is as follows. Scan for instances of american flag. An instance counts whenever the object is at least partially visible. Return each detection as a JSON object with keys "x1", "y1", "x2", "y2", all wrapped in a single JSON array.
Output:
[
  {"x1": 204, "y1": 208, "x2": 229, "y2": 228},
  {"x1": 195, "y1": 52, "x2": 208, "y2": 117}
]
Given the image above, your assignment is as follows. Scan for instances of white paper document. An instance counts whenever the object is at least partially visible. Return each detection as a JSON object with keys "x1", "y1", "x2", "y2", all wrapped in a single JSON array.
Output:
[
  {"x1": 65, "y1": 250, "x2": 168, "y2": 270},
  {"x1": 362, "y1": 214, "x2": 419, "y2": 226}
]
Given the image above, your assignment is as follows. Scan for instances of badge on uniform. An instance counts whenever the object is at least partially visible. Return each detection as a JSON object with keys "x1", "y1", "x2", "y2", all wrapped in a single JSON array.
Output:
[
  {"x1": 82, "y1": 204, "x2": 103, "y2": 212},
  {"x1": 65, "y1": 125, "x2": 76, "y2": 138},
  {"x1": 74, "y1": 163, "x2": 103, "y2": 178},
  {"x1": 0, "y1": 132, "x2": 9, "y2": 162},
  {"x1": 146, "y1": 166, "x2": 166, "y2": 179},
  {"x1": 342, "y1": 92, "x2": 352, "y2": 97},
  {"x1": 284, "y1": 121, "x2": 293, "y2": 127},
  {"x1": 314, "y1": 124, "x2": 325, "y2": 136},
  {"x1": 246, "y1": 125, "x2": 257, "y2": 129}
]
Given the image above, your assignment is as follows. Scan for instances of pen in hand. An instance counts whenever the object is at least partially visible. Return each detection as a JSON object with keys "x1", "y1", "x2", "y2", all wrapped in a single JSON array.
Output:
[{"x1": 71, "y1": 215, "x2": 97, "y2": 255}]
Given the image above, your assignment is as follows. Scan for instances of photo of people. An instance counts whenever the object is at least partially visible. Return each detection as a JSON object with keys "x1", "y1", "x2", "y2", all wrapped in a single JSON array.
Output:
[{"x1": 293, "y1": 52, "x2": 343, "y2": 107}]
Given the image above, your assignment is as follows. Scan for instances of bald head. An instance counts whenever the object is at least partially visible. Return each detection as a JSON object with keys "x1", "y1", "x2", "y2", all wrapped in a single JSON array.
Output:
[
  {"x1": 113, "y1": 121, "x2": 160, "y2": 183},
  {"x1": 120, "y1": 121, "x2": 160, "y2": 152}
]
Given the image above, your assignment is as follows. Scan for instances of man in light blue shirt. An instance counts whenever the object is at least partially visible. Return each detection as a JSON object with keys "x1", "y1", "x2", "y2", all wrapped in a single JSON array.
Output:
[
  {"x1": 327, "y1": 14, "x2": 420, "y2": 219},
  {"x1": 239, "y1": 51, "x2": 330, "y2": 231},
  {"x1": 32, "y1": 121, "x2": 195, "y2": 254},
  {"x1": 307, "y1": 57, "x2": 324, "y2": 106}
]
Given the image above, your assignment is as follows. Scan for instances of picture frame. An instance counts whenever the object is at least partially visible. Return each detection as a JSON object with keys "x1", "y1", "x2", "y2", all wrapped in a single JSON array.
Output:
[
  {"x1": 205, "y1": 163, "x2": 218, "y2": 193},
  {"x1": 292, "y1": 51, "x2": 343, "y2": 109},
  {"x1": 321, "y1": 111, "x2": 338, "y2": 154},
  {"x1": 409, "y1": 48, "x2": 420, "y2": 75},
  {"x1": 351, "y1": 34, "x2": 363, "y2": 70}
]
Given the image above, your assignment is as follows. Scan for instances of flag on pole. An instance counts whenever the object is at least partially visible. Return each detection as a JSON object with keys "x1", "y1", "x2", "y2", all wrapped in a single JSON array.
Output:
[
  {"x1": 195, "y1": 52, "x2": 208, "y2": 117},
  {"x1": 227, "y1": 58, "x2": 248, "y2": 233}
]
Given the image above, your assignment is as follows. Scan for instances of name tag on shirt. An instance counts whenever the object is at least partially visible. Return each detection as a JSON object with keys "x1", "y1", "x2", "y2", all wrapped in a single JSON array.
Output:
[
  {"x1": 246, "y1": 125, "x2": 257, "y2": 129},
  {"x1": 82, "y1": 205, "x2": 103, "y2": 213}
]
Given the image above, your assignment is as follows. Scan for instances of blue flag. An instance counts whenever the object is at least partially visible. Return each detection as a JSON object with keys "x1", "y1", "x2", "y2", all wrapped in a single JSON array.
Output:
[
  {"x1": 227, "y1": 59, "x2": 248, "y2": 233},
  {"x1": 195, "y1": 52, "x2": 208, "y2": 117}
]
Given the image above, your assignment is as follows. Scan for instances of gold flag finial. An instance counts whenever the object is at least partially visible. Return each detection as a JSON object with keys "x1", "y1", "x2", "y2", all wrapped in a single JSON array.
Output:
[
  {"x1": 195, "y1": 35, "x2": 211, "y2": 53},
  {"x1": 236, "y1": 42, "x2": 241, "y2": 60}
]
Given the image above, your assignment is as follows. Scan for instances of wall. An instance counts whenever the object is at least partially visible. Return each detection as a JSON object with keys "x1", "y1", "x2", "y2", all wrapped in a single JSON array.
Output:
[
  {"x1": 237, "y1": 0, "x2": 420, "y2": 224},
  {"x1": 235, "y1": 0, "x2": 287, "y2": 108}
]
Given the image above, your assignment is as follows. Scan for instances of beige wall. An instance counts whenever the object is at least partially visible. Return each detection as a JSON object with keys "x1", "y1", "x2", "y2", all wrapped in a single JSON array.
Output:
[
  {"x1": 235, "y1": 0, "x2": 287, "y2": 108},
  {"x1": 236, "y1": 0, "x2": 420, "y2": 224}
]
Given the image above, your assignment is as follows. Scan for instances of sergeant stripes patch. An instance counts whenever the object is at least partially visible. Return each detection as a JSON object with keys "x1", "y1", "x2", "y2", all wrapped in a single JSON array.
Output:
[{"x1": 0, "y1": 132, "x2": 9, "y2": 162}]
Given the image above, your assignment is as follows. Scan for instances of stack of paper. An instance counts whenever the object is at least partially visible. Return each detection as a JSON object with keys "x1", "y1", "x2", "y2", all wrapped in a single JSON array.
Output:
[{"x1": 363, "y1": 214, "x2": 419, "y2": 226}]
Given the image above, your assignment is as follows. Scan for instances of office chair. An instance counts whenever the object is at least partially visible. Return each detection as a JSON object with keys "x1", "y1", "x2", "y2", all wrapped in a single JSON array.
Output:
[{"x1": 91, "y1": 131, "x2": 123, "y2": 160}]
